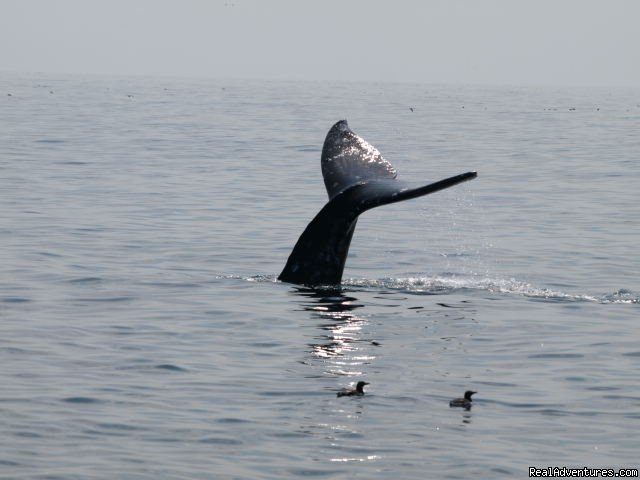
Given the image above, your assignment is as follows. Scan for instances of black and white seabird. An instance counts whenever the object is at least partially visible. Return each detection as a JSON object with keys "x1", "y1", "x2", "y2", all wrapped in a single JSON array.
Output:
[
  {"x1": 337, "y1": 381, "x2": 369, "y2": 397},
  {"x1": 449, "y1": 390, "x2": 476, "y2": 409}
]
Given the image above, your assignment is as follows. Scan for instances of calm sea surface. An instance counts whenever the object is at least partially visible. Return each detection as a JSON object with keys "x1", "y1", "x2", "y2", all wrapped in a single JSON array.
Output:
[{"x1": 1, "y1": 73, "x2": 639, "y2": 479}]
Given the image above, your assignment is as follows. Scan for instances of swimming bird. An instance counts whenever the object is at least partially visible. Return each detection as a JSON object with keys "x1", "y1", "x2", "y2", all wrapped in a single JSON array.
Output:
[
  {"x1": 449, "y1": 390, "x2": 476, "y2": 409},
  {"x1": 337, "y1": 381, "x2": 369, "y2": 397}
]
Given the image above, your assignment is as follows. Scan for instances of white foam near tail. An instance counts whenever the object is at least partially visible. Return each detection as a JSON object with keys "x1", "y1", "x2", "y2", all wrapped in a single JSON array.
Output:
[
  {"x1": 342, "y1": 275, "x2": 638, "y2": 304},
  {"x1": 236, "y1": 274, "x2": 638, "y2": 304}
]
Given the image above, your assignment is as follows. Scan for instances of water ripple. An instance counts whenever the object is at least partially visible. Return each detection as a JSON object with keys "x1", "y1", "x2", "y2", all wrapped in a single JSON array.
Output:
[
  {"x1": 343, "y1": 276, "x2": 638, "y2": 304},
  {"x1": 62, "y1": 397, "x2": 103, "y2": 404},
  {"x1": 242, "y1": 274, "x2": 638, "y2": 304}
]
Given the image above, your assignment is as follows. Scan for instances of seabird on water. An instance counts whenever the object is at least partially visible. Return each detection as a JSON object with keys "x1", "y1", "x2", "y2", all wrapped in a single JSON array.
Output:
[
  {"x1": 337, "y1": 381, "x2": 369, "y2": 397},
  {"x1": 449, "y1": 390, "x2": 476, "y2": 409}
]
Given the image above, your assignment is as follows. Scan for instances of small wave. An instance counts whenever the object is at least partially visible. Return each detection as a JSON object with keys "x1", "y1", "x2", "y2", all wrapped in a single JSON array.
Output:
[
  {"x1": 1, "y1": 297, "x2": 31, "y2": 303},
  {"x1": 234, "y1": 273, "x2": 638, "y2": 304},
  {"x1": 67, "y1": 276, "x2": 103, "y2": 284},
  {"x1": 97, "y1": 422, "x2": 143, "y2": 431},
  {"x1": 342, "y1": 276, "x2": 591, "y2": 299},
  {"x1": 35, "y1": 139, "x2": 65, "y2": 144},
  {"x1": 198, "y1": 437, "x2": 243, "y2": 445},
  {"x1": 62, "y1": 396, "x2": 102, "y2": 404},
  {"x1": 76, "y1": 296, "x2": 135, "y2": 303},
  {"x1": 528, "y1": 353, "x2": 584, "y2": 359},
  {"x1": 246, "y1": 274, "x2": 279, "y2": 283},
  {"x1": 600, "y1": 289, "x2": 639, "y2": 304},
  {"x1": 154, "y1": 364, "x2": 188, "y2": 372},
  {"x1": 341, "y1": 277, "x2": 638, "y2": 304}
]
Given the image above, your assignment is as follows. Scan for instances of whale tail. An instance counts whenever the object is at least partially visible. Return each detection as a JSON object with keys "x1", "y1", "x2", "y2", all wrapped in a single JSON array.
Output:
[{"x1": 278, "y1": 120, "x2": 477, "y2": 286}]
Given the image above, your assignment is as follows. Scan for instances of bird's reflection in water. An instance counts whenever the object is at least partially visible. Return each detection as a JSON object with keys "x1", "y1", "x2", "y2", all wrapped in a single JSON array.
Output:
[
  {"x1": 293, "y1": 287, "x2": 377, "y2": 377},
  {"x1": 461, "y1": 410, "x2": 472, "y2": 425}
]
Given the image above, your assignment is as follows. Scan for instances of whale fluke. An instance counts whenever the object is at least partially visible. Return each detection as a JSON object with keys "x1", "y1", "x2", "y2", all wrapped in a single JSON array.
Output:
[{"x1": 278, "y1": 120, "x2": 477, "y2": 286}]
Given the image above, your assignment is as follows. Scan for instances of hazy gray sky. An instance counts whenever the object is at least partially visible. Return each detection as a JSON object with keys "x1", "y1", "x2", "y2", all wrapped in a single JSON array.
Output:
[{"x1": 2, "y1": 0, "x2": 639, "y2": 87}]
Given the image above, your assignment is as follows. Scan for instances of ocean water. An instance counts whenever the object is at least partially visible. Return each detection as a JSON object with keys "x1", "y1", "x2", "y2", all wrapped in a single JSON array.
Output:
[{"x1": 1, "y1": 72, "x2": 639, "y2": 479}]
